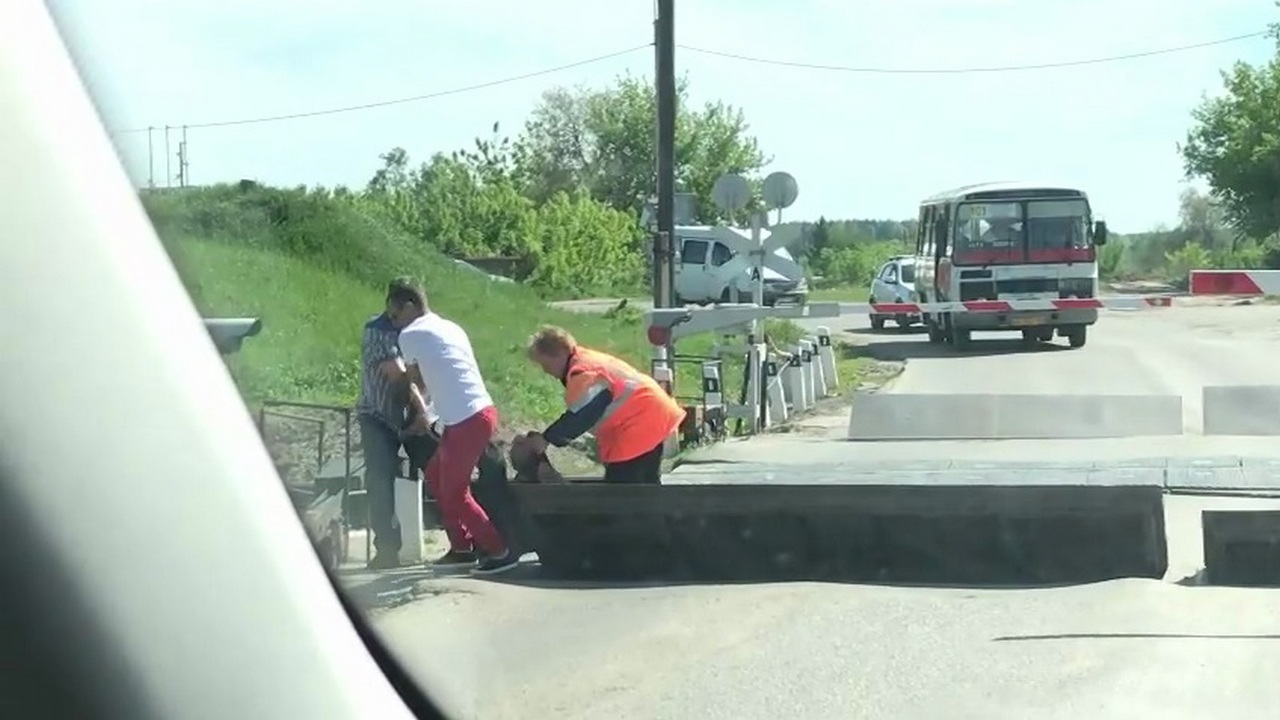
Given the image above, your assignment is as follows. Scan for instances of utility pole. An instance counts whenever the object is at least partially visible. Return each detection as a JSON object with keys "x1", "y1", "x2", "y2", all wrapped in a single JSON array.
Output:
[
  {"x1": 164, "y1": 125, "x2": 172, "y2": 189},
  {"x1": 147, "y1": 126, "x2": 155, "y2": 189},
  {"x1": 176, "y1": 141, "x2": 187, "y2": 188},
  {"x1": 654, "y1": 0, "x2": 676, "y2": 310},
  {"x1": 180, "y1": 125, "x2": 189, "y2": 187}
]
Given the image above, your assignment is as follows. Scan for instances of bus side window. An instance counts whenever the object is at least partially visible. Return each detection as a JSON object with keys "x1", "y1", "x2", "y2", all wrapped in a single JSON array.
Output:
[
  {"x1": 922, "y1": 206, "x2": 935, "y2": 258},
  {"x1": 936, "y1": 203, "x2": 950, "y2": 257},
  {"x1": 916, "y1": 206, "x2": 928, "y2": 255}
]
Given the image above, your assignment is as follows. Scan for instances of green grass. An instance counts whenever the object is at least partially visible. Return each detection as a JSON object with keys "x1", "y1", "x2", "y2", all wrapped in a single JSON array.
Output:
[
  {"x1": 809, "y1": 284, "x2": 871, "y2": 303},
  {"x1": 152, "y1": 183, "x2": 877, "y2": 447},
  {"x1": 168, "y1": 236, "x2": 721, "y2": 425}
]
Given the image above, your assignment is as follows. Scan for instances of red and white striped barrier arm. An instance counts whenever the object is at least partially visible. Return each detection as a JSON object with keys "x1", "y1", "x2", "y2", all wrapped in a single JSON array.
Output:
[
  {"x1": 1189, "y1": 270, "x2": 1280, "y2": 296},
  {"x1": 850, "y1": 296, "x2": 1174, "y2": 315}
]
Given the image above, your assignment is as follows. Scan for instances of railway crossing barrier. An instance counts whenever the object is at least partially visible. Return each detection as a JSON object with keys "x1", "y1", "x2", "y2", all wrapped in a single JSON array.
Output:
[
  {"x1": 846, "y1": 296, "x2": 1174, "y2": 317},
  {"x1": 1189, "y1": 269, "x2": 1280, "y2": 296}
]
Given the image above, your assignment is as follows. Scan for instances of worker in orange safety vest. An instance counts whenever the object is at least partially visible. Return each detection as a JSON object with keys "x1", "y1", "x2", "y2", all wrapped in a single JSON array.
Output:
[{"x1": 521, "y1": 325, "x2": 686, "y2": 484}]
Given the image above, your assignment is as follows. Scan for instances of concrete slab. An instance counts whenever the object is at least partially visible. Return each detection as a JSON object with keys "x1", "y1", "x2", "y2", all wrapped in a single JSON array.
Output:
[
  {"x1": 511, "y1": 479, "x2": 1168, "y2": 585},
  {"x1": 1202, "y1": 510, "x2": 1280, "y2": 586},
  {"x1": 846, "y1": 392, "x2": 1184, "y2": 440},
  {"x1": 1203, "y1": 385, "x2": 1280, "y2": 435}
]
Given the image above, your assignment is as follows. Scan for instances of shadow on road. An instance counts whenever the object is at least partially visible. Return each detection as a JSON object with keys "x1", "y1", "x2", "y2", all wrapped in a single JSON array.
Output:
[
  {"x1": 843, "y1": 336, "x2": 1072, "y2": 362},
  {"x1": 465, "y1": 561, "x2": 1127, "y2": 593},
  {"x1": 842, "y1": 324, "x2": 929, "y2": 337},
  {"x1": 337, "y1": 564, "x2": 475, "y2": 611},
  {"x1": 993, "y1": 632, "x2": 1280, "y2": 641}
]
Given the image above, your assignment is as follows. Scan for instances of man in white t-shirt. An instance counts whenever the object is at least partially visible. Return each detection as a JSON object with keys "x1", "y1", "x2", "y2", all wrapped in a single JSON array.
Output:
[{"x1": 388, "y1": 281, "x2": 518, "y2": 576}]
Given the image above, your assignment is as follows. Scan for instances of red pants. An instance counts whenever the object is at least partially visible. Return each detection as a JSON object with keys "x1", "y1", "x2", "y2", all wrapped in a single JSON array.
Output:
[{"x1": 425, "y1": 405, "x2": 507, "y2": 556}]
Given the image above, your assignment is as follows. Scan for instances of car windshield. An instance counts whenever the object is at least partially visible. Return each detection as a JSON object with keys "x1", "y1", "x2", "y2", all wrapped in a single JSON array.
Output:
[{"x1": 52, "y1": 0, "x2": 1280, "y2": 715}]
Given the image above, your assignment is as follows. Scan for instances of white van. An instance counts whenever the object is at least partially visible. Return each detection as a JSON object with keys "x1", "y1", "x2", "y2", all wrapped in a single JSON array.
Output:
[{"x1": 673, "y1": 225, "x2": 808, "y2": 306}]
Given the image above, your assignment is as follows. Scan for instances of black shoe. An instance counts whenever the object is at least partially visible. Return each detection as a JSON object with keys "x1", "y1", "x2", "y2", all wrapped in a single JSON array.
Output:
[
  {"x1": 367, "y1": 552, "x2": 401, "y2": 571},
  {"x1": 472, "y1": 551, "x2": 520, "y2": 576},
  {"x1": 431, "y1": 549, "x2": 477, "y2": 568}
]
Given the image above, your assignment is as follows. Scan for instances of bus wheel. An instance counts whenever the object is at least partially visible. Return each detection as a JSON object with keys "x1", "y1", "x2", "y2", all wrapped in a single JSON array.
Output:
[
  {"x1": 950, "y1": 328, "x2": 971, "y2": 351},
  {"x1": 926, "y1": 319, "x2": 944, "y2": 344},
  {"x1": 1066, "y1": 326, "x2": 1088, "y2": 348}
]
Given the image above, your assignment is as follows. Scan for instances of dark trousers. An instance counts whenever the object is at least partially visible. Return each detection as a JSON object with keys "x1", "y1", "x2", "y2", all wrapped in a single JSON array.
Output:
[
  {"x1": 359, "y1": 415, "x2": 435, "y2": 557},
  {"x1": 602, "y1": 442, "x2": 665, "y2": 484}
]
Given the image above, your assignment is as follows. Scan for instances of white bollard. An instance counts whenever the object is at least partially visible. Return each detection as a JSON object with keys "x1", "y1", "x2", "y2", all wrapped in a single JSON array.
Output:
[
  {"x1": 765, "y1": 357, "x2": 788, "y2": 425},
  {"x1": 702, "y1": 361, "x2": 724, "y2": 411},
  {"x1": 394, "y1": 473, "x2": 425, "y2": 565},
  {"x1": 785, "y1": 346, "x2": 808, "y2": 414},
  {"x1": 746, "y1": 342, "x2": 767, "y2": 433},
  {"x1": 805, "y1": 336, "x2": 828, "y2": 398},
  {"x1": 653, "y1": 363, "x2": 680, "y2": 457},
  {"x1": 816, "y1": 326, "x2": 839, "y2": 392},
  {"x1": 799, "y1": 339, "x2": 816, "y2": 409}
]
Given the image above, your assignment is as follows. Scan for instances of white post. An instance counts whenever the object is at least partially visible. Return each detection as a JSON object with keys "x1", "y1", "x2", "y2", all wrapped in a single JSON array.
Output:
[
  {"x1": 805, "y1": 336, "x2": 827, "y2": 398},
  {"x1": 746, "y1": 212, "x2": 766, "y2": 434},
  {"x1": 785, "y1": 345, "x2": 807, "y2": 413},
  {"x1": 799, "y1": 339, "x2": 816, "y2": 409},
  {"x1": 746, "y1": 342, "x2": 766, "y2": 433},
  {"x1": 702, "y1": 361, "x2": 724, "y2": 411},
  {"x1": 816, "y1": 325, "x2": 839, "y2": 392},
  {"x1": 394, "y1": 470, "x2": 425, "y2": 565},
  {"x1": 765, "y1": 356, "x2": 787, "y2": 425},
  {"x1": 653, "y1": 362, "x2": 679, "y2": 457}
]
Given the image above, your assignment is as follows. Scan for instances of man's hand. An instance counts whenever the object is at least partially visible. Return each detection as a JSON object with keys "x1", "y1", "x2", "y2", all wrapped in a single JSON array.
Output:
[{"x1": 404, "y1": 413, "x2": 431, "y2": 436}]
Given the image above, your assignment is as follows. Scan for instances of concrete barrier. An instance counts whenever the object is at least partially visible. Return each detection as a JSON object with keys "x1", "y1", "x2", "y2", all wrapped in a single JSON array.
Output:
[
  {"x1": 1202, "y1": 510, "x2": 1280, "y2": 586},
  {"x1": 513, "y1": 477, "x2": 1168, "y2": 585},
  {"x1": 847, "y1": 392, "x2": 1184, "y2": 440},
  {"x1": 1202, "y1": 386, "x2": 1280, "y2": 436}
]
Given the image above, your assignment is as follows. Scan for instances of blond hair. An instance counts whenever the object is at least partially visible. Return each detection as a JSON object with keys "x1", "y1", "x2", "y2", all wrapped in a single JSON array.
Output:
[{"x1": 527, "y1": 325, "x2": 577, "y2": 356}]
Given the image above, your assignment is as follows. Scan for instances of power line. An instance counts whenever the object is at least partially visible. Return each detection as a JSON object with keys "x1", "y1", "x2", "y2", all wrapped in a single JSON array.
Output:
[
  {"x1": 108, "y1": 30, "x2": 1269, "y2": 136},
  {"x1": 679, "y1": 30, "x2": 1270, "y2": 75},
  {"x1": 110, "y1": 44, "x2": 651, "y2": 135}
]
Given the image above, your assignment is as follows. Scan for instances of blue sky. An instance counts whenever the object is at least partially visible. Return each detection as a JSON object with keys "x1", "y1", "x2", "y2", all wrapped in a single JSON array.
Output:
[{"x1": 50, "y1": 0, "x2": 1277, "y2": 231}]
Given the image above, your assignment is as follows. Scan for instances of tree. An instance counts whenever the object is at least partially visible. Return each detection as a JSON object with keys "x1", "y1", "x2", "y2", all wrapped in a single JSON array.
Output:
[
  {"x1": 1176, "y1": 186, "x2": 1230, "y2": 251},
  {"x1": 1181, "y1": 28, "x2": 1280, "y2": 241},
  {"x1": 516, "y1": 74, "x2": 768, "y2": 223}
]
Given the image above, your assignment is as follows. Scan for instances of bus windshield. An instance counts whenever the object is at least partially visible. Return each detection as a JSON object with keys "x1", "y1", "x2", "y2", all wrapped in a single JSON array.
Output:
[
  {"x1": 953, "y1": 198, "x2": 1093, "y2": 264},
  {"x1": 1026, "y1": 199, "x2": 1090, "y2": 262}
]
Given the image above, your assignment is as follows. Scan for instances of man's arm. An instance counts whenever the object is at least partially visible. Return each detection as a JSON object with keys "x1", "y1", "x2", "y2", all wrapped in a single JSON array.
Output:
[
  {"x1": 403, "y1": 361, "x2": 431, "y2": 421},
  {"x1": 541, "y1": 375, "x2": 613, "y2": 447}
]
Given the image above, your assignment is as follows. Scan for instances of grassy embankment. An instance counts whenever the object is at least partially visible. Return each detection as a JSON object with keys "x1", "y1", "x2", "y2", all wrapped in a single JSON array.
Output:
[{"x1": 147, "y1": 184, "x2": 872, "y2": 471}]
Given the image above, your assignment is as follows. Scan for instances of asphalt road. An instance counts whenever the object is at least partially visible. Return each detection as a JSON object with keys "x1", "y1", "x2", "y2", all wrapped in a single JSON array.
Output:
[{"x1": 370, "y1": 298, "x2": 1280, "y2": 720}]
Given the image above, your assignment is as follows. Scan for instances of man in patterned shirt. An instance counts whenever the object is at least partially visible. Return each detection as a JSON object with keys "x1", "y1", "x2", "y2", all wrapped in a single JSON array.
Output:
[
  {"x1": 357, "y1": 277, "x2": 521, "y2": 570},
  {"x1": 356, "y1": 278, "x2": 437, "y2": 570}
]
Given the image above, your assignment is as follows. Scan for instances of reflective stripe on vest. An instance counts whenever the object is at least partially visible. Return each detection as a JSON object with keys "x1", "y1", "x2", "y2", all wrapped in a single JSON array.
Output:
[{"x1": 564, "y1": 348, "x2": 684, "y2": 463}]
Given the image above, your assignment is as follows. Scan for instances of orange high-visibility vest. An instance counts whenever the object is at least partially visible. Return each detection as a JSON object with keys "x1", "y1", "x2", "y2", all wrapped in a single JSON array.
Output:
[{"x1": 563, "y1": 347, "x2": 686, "y2": 464}]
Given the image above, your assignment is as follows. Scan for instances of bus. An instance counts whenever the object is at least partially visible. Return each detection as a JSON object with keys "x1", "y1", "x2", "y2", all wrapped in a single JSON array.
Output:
[{"x1": 912, "y1": 181, "x2": 1108, "y2": 350}]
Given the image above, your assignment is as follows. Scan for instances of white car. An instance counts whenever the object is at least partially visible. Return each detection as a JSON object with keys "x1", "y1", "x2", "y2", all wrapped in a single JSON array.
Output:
[{"x1": 868, "y1": 256, "x2": 921, "y2": 330}]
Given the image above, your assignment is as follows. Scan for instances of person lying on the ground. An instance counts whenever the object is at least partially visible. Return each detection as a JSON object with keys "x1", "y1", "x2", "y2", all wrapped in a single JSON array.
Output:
[
  {"x1": 522, "y1": 325, "x2": 685, "y2": 485},
  {"x1": 508, "y1": 432, "x2": 566, "y2": 484}
]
